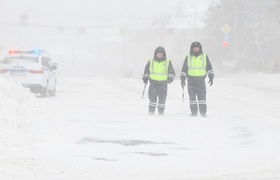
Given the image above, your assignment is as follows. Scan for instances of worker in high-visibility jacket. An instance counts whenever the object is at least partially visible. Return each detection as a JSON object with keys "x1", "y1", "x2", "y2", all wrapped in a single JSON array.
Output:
[
  {"x1": 142, "y1": 46, "x2": 175, "y2": 115},
  {"x1": 180, "y1": 42, "x2": 214, "y2": 117}
]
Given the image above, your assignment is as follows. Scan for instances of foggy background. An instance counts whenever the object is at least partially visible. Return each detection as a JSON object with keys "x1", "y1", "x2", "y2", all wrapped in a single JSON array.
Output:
[
  {"x1": 0, "y1": 0, "x2": 280, "y2": 77},
  {"x1": 1, "y1": 1, "x2": 280, "y2": 179}
]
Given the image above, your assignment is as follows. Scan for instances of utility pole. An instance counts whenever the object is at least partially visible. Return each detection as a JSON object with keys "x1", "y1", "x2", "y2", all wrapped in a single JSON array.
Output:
[
  {"x1": 194, "y1": 2, "x2": 197, "y2": 40},
  {"x1": 233, "y1": 0, "x2": 237, "y2": 63},
  {"x1": 186, "y1": 2, "x2": 197, "y2": 40}
]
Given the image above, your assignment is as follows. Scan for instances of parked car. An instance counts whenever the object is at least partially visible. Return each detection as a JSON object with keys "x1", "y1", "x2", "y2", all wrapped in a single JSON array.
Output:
[{"x1": 0, "y1": 50, "x2": 57, "y2": 97}]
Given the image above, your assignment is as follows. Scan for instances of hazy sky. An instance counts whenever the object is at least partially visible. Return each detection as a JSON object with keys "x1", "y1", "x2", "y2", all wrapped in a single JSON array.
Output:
[
  {"x1": 0, "y1": 0, "x2": 217, "y2": 27},
  {"x1": 0, "y1": 0, "x2": 219, "y2": 77}
]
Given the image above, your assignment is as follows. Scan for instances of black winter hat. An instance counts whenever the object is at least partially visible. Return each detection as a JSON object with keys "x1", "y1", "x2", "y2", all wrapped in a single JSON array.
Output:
[
  {"x1": 156, "y1": 46, "x2": 165, "y2": 53},
  {"x1": 191, "y1": 42, "x2": 202, "y2": 49}
]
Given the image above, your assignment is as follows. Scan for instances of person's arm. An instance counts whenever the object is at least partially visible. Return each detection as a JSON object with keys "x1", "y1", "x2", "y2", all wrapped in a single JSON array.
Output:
[
  {"x1": 142, "y1": 61, "x2": 150, "y2": 84},
  {"x1": 167, "y1": 61, "x2": 175, "y2": 83},
  {"x1": 180, "y1": 56, "x2": 188, "y2": 87},
  {"x1": 143, "y1": 61, "x2": 150, "y2": 76},
  {"x1": 206, "y1": 55, "x2": 214, "y2": 79},
  {"x1": 206, "y1": 55, "x2": 214, "y2": 86},
  {"x1": 168, "y1": 60, "x2": 175, "y2": 76},
  {"x1": 180, "y1": 56, "x2": 188, "y2": 81}
]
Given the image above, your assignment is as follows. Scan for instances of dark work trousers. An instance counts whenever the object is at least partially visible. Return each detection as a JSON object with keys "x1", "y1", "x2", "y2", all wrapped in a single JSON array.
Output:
[
  {"x1": 187, "y1": 77, "x2": 207, "y2": 115},
  {"x1": 148, "y1": 81, "x2": 167, "y2": 114}
]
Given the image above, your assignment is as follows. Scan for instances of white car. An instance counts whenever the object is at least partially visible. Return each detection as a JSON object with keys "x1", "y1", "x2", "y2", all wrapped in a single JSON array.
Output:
[{"x1": 0, "y1": 50, "x2": 57, "y2": 97}]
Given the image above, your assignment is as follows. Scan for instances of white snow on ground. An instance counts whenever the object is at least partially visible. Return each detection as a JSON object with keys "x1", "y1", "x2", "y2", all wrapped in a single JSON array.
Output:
[
  {"x1": 0, "y1": 77, "x2": 36, "y2": 177},
  {"x1": 0, "y1": 77, "x2": 35, "y2": 151},
  {"x1": 1, "y1": 73, "x2": 280, "y2": 179}
]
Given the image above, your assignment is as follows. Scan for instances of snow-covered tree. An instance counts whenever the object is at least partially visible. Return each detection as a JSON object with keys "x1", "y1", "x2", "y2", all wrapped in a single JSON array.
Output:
[{"x1": 203, "y1": 0, "x2": 280, "y2": 72}]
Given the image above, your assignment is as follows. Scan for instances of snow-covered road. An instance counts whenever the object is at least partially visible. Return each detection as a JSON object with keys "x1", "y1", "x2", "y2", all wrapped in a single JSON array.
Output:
[{"x1": 1, "y1": 74, "x2": 280, "y2": 179}]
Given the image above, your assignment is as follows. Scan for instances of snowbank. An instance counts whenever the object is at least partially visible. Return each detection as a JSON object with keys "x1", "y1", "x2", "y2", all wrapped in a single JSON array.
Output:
[
  {"x1": 0, "y1": 77, "x2": 34, "y2": 154},
  {"x1": 235, "y1": 72, "x2": 280, "y2": 88}
]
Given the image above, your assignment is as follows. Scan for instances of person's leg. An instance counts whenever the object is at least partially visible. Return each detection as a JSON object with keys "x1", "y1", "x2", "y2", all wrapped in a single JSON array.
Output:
[
  {"x1": 148, "y1": 83, "x2": 157, "y2": 115},
  {"x1": 158, "y1": 83, "x2": 167, "y2": 115},
  {"x1": 187, "y1": 79, "x2": 198, "y2": 116},
  {"x1": 197, "y1": 81, "x2": 207, "y2": 116}
]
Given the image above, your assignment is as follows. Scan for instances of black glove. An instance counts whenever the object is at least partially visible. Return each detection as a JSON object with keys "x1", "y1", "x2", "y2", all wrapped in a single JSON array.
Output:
[
  {"x1": 167, "y1": 74, "x2": 175, "y2": 84},
  {"x1": 142, "y1": 76, "x2": 149, "y2": 84},
  {"x1": 208, "y1": 78, "x2": 213, "y2": 86},
  {"x1": 181, "y1": 80, "x2": 186, "y2": 88},
  {"x1": 167, "y1": 77, "x2": 174, "y2": 84}
]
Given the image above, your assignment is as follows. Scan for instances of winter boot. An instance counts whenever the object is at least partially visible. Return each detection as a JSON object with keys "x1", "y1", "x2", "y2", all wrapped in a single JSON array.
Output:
[
  {"x1": 149, "y1": 106, "x2": 156, "y2": 115},
  {"x1": 158, "y1": 107, "x2": 165, "y2": 116}
]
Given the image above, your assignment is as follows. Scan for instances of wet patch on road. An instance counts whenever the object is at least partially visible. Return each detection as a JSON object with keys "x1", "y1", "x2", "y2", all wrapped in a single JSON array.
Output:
[
  {"x1": 93, "y1": 157, "x2": 117, "y2": 161},
  {"x1": 230, "y1": 127, "x2": 252, "y2": 139},
  {"x1": 78, "y1": 138, "x2": 171, "y2": 146},
  {"x1": 230, "y1": 127, "x2": 255, "y2": 146},
  {"x1": 134, "y1": 152, "x2": 168, "y2": 156},
  {"x1": 240, "y1": 140, "x2": 254, "y2": 145},
  {"x1": 172, "y1": 147, "x2": 191, "y2": 151}
]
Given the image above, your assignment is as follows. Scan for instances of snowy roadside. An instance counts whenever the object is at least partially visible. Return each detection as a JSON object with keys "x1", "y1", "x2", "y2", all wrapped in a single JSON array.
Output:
[
  {"x1": 0, "y1": 77, "x2": 36, "y2": 165},
  {"x1": 0, "y1": 74, "x2": 280, "y2": 179},
  {"x1": 219, "y1": 71, "x2": 280, "y2": 90}
]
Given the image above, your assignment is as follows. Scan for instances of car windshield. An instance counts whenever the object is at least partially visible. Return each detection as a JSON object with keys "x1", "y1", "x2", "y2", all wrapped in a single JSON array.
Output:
[{"x1": 2, "y1": 57, "x2": 38, "y2": 65}]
